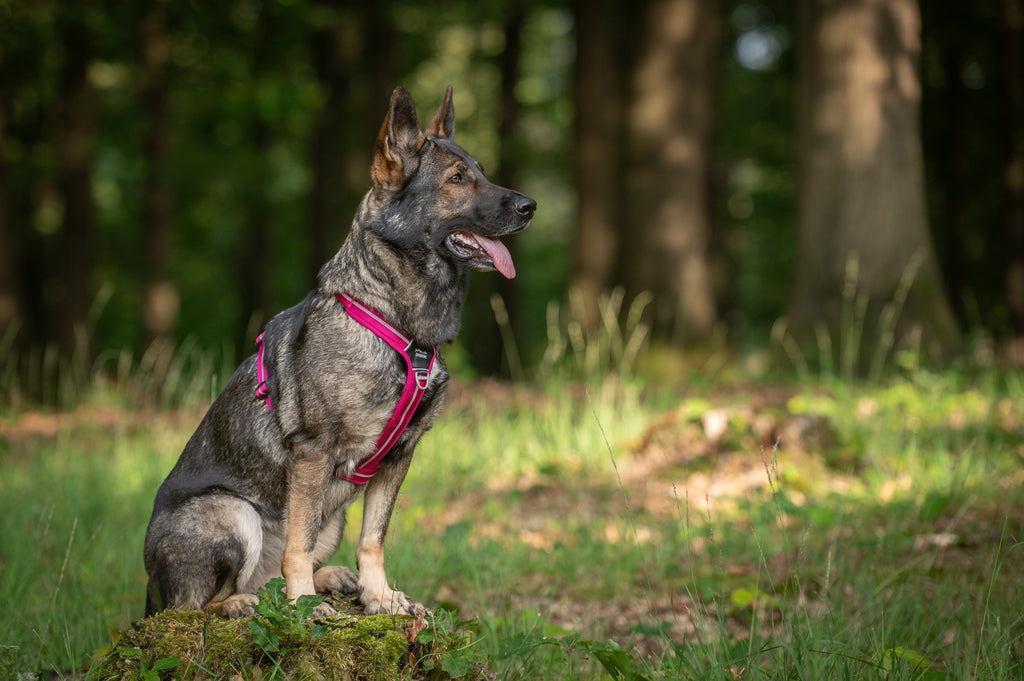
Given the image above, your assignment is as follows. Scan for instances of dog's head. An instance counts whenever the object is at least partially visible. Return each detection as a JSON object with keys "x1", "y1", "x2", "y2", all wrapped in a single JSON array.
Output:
[{"x1": 369, "y1": 86, "x2": 536, "y2": 279}]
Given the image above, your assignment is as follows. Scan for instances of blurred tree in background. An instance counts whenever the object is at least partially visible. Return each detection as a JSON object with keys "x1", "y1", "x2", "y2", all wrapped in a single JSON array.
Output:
[
  {"x1": 790, "y1": 0, "x2": 960, "y2": 366},
  {"x1": 1, "y1": 0, "x2": 1022, "y2": 401}
]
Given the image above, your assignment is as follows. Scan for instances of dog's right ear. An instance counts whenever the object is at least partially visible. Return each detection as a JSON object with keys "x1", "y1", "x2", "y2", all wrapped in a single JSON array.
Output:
[{"x1": 372, "y1": 86, "x2": 426, "y2": 191}]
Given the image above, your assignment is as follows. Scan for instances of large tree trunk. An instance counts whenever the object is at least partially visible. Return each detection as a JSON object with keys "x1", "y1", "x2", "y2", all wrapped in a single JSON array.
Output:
[
  {"x1": 570, "y1": 0, "x2": 628, "y2": 331},
  {"x1": 1003, "y1": 0, "x2": 1024, "y2": 355},
  {"x1": 790, "y1": 0, "x2": 960, "y2": 367},
  {"x1": 140, "y1": 6, "x2": 178, "y2": 349},
  {"x1": 621, "y1": 0, "x2": 720, "y2": 342},
  {"x1": 55, "y1": 8, "x2": 97, "y2": 361}
]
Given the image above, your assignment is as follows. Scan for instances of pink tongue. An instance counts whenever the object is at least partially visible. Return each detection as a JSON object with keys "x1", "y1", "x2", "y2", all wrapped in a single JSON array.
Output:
[{"x1": 469, "y1": 234, "x2": 516, "y2": 279}]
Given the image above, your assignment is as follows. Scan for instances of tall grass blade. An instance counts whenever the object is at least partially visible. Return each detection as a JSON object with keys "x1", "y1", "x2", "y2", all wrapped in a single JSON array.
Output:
[{"x1": 490, "y1": 293, "x2": 524, "y2": 382}]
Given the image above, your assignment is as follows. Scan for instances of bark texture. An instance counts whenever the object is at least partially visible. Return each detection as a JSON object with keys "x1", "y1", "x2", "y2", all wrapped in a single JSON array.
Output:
[{"x1": 791, "y1": 0, "x2": 960, "y2": 364}]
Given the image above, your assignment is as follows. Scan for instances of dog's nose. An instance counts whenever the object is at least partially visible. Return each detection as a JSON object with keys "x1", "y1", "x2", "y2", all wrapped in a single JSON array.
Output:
[{"x1": 514, "y1": 196, "x2": 537, "y2": 218}]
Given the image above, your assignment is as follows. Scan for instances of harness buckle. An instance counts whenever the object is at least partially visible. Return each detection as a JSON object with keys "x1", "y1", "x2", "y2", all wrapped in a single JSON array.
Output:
[{"x1": 407, "y1": 345, "x2": 433, "y2": 390}]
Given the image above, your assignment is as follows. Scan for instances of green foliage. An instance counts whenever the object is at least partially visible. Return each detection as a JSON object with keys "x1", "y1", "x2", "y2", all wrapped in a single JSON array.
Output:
[
  {"x1": 115, "y1": 646, "x2": 186, "y2": 681},
  {"x1": 482, "y1": 612, "x2": 652, "y2": 680},
  {"x1": 538, "y1": 287, "x2": 653, "y2": 381},
  {"x1": 569, "y1": 639, "x2": 650, "y2": 681},
  {"x1": 4, "y1": 358, "x2": 1024, "y2": 679},
  {"x1": 86, "y1": 603, "x2": 410, "y2": 680},
  {"x1": 246, "y1": 577, "x2": 330, "y2": 679},
  {"x1": 3, "y1": 0, "x2": 1019, "y2": 393},
  {"x1": 248, "y1": 577, "x2": 327, "y2": 658},
  {"x1": 415, "y1": 609, "x2": 486, "y2": 679}
]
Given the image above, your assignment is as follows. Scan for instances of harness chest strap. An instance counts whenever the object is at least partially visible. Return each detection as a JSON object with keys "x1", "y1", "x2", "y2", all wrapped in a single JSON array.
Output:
[{"x1": 253, "y1": 293, "x2": 438, "y2": 485}]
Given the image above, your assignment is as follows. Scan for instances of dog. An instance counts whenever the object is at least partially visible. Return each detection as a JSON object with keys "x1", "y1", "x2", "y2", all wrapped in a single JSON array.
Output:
[{"x1": 143, "y1": 85, "x2": 536, "y2": 619}]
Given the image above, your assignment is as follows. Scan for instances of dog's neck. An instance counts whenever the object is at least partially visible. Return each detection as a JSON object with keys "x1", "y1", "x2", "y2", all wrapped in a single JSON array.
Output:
[{"x1": 318, "y1": 223, "x2": 467, "y2": 347}]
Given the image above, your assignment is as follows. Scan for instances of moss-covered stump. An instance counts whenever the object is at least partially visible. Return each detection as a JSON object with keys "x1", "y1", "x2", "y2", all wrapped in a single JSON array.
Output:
[{"x1": 87, "y1": 592, "x2": 438, "y2": 680}]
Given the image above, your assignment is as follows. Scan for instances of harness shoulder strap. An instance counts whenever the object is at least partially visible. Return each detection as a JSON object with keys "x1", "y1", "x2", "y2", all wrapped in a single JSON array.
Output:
[
  {"x1": 253, "y1": 294, "x2": 438, "y2": 484},
  {"x1": 334, "y1": 293, "x2": 437, "y2": 484}
]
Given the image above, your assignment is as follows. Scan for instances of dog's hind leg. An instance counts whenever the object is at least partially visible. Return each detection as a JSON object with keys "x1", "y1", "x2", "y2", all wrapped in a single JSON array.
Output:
[{"x1": 144, "y1": 494, "x2": 264, "y2": 617}]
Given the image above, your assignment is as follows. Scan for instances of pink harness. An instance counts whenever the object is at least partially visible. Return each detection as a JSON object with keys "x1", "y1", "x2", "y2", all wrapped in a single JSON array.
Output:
[{"x1": 254, "y1": 292, "x2": 438, "y2": 485}]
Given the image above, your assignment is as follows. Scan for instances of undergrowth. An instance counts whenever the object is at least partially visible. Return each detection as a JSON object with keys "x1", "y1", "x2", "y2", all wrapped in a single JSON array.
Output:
[{"x1": 2, "y1": 290, "x2": 1023, "y2": 679}]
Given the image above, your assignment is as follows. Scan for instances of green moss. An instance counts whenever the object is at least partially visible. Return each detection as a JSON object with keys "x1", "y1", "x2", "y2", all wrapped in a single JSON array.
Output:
[{"x1": 86, "y1": 595, "x2": 411, "y2": 681}]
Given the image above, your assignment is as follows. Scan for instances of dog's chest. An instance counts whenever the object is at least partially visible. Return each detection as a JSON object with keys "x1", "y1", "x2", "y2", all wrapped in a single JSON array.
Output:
[{"x1": 324, "y1": 356, "x2": 447, "y2": 482}]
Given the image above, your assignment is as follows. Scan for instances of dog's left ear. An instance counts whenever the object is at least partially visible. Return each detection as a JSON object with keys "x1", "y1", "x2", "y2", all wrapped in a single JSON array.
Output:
[
  {"x1": 425, "y1": 85, "x2": 455, "y2": 140},
  {"x1": 373, "y1": 86, "x2": 427, "y2": 191}
]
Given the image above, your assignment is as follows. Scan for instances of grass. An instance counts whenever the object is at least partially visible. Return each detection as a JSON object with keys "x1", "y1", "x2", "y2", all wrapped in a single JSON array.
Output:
[{"x1": 1, "y1": 339, "x2": 1023, "y2": 678}]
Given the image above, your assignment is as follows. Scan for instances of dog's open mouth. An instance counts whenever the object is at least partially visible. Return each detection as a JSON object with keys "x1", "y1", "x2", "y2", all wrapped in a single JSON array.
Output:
[{"x1": 446, "y1": 231, "x2": 516, "y2": 279}]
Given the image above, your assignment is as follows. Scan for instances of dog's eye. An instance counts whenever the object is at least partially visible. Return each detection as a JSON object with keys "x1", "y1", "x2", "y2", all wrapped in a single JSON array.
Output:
[{"x1": 447, "y1": 173, "x2": 463, "y2": 185}]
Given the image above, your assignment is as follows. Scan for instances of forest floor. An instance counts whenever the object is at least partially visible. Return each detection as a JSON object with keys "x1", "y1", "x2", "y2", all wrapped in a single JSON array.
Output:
[{"x1": 1, "y1": 366, "x2": 1023, "y2": 679}]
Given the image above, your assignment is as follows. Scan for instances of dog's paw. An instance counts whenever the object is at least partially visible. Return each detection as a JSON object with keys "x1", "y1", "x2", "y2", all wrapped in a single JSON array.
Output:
[
  {"x1": 207, "y1": 593, "x2": 259, "y2": 618},
  {"x1": 313, "y1": 565, "x2": 359, "y2": 594},
  {"x1": 361, "y1": 589, "x2": 432, "y2": 619}
]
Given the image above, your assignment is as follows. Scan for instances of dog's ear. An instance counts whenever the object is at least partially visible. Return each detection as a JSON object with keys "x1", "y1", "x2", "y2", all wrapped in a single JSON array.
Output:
[
  {"x1": 425, "y1": 85, "x2": 455, "y2": 140},
  {"x1": 372, "y1": 86, "x2": 426, "y2": 191}
]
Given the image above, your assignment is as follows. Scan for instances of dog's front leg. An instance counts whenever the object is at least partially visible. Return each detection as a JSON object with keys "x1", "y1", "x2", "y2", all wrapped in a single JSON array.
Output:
[
  {"x1": 357, "y1": 451, "x2": 430, "y2": 618},
  {"x1": 282, "y1": 440, "x2": 335, "y2": 615}
]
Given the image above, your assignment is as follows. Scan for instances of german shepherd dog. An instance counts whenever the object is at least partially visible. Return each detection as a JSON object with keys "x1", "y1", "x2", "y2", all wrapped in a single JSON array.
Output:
[{"x1": 143, "y1": 86, "x2": 536, "y2": 619}]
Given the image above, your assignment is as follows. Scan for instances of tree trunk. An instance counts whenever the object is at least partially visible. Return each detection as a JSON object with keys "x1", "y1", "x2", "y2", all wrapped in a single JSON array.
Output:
[
  {"x1": 570, "y1": 0, "x2": 628, "y2": 331},
  {"x1": 493, "y1": 3, "x2": 526, "y2": 370},
  {"x1": 140, "y1": 6, "x2": 178, "y2": 348},
  {"x1": 0, "y1": 55, "x2": 19, "y2": 342},
  {"x1": 790, "y1": 0, "x2": 960, "y2": 367},
  {"x1": 239, "y1": 121, "x2": 273, "y2": 355},
  {"x1": 934, "y1": 41, "x2": 968, "y2": 326},
  {"x1": 309, "y1": 1, "x2": 394, "y2": 279},
  {"x1": 464, "y1": 2, "x2": 526, "y2": 376},
  {"x1": 308, "y1": 1, "x2": 352, "y2": 280},
  {"x1": 56, "y1": 8, "x2": 97, "y2": 361},
  {"x1": 1003, "y1": 0, "x2": 1024, "y2": 353},
  {"x1": 621, "y1": 0, "x2": 720, "y2": 342},
  {"x1": 360, "y1": 2, "x2": 394, "y2": 147}
]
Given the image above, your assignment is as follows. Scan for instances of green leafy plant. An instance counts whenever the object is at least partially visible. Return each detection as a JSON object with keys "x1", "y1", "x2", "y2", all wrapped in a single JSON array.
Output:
[
  {"x1": 868, "y1": 646, "x2": 949, "y2": 681},
  {"x1": 487, "y1": 612, "x2": 649, "y2": 681},
  {"x1": 247, "y1": 577, "x2": 326, "y2": 674},
  {"x1": 568, "y1": 638, "x2": 650, "y2": 681},
  {"x1": 116, "y1": 646, "x2": 185, "y2": 681},
  {"x1": 415, "y1": 608, "x2": 485, "y2": 679}
]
